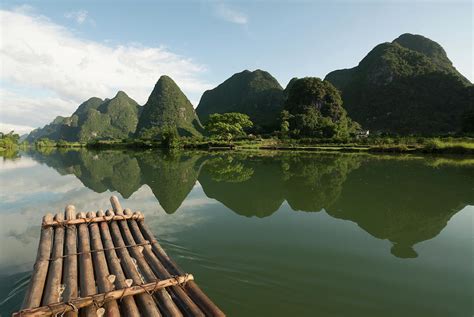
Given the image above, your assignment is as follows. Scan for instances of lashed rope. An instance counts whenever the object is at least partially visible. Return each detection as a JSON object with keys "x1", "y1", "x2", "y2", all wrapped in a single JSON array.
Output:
[
  {"x1": 13, "y1": 275, "x2": 194, "y2": 317},
  {"x1": 36, "y1": 239, "x2": 158, "y2": 261},
  {"x1": 42, "y1": 213, "x2": 144, "y2": 228}
]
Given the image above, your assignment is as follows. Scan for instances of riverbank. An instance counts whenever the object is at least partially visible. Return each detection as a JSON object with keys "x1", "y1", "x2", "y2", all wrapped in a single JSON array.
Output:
[{"x1": 32, "y1": 137, "x2": 474, "y2": 155}]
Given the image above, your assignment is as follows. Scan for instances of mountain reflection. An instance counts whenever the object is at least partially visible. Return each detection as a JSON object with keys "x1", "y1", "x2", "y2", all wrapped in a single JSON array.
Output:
[
  {"x1": 29, "y1": 149, "x2": 200, "y2": 214},
  {"x1": 138, "y1": 152, "x2": 201, "y2": 214},
  {"x1": 27, "y1": 149, "x2": 473, "y2": 258}
]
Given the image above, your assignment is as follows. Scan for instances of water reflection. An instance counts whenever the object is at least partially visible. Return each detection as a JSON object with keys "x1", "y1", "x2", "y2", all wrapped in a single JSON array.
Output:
[
  {"x1": 138, "y1": 152, "x2": 201, "y2": 214},
  {"x1": 24, "y1": 149, "x2": 474, "y2": 258},
  {"x1": 199, "y1": 155, "x2": 285, "y2": 217},
  {"x1": 29, "y1": 149, "x2": 200, "y2": 213},
  {"x1": 328, "y1": 159, "x2": 474, "y2": 258},
  {"x1": 0, "y1": 149, "x2": 20, "y2": 160}
]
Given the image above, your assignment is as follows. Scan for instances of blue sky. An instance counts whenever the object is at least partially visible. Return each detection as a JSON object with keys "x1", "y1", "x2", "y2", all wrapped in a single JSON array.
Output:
[{"x1": 0, "y1": 0, "x2": 472, "y2": 133}]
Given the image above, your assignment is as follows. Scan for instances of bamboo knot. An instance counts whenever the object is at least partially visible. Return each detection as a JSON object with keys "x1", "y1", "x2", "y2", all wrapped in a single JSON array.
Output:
[{"x1": 64, "y1": 302, "x2": 78, "y2": 313}]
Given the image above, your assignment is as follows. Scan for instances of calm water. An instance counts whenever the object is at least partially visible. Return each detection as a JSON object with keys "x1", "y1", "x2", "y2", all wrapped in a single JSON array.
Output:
[{"x1": 0, "y1": 149, "x2": 473, "y2": 316}]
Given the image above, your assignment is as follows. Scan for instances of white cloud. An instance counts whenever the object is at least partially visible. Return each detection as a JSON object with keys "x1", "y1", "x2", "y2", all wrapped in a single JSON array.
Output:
[
  {"x1": 0, "y1": 122, "x2": 36, "y2": 135},
  {"x1": 214, "y1": 2, "x2": 248, "y2": 25},
  {"x1": 0, "y1": 8, "x2": 213, "y2": 133},
  {"x1": 0, "y1": 88, "x2": 73, "y2": 133},
  {"x1": 65, "y1": 9, "x2": 89, "y2": 24}
]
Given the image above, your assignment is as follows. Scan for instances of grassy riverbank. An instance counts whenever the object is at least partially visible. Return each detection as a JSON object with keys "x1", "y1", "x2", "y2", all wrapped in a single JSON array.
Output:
[
  {"x1": 249, "y1": 137, "x2": 474, "y2": 154},
  {"x1": 33, "y1": 136, "x2": 474, "y2": 154}
]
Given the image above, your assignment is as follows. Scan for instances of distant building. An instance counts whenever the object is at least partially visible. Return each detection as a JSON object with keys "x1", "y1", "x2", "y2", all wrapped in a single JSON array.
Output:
[{"x1": 356, "y1": 130, "x2": 370, "y2": 138}]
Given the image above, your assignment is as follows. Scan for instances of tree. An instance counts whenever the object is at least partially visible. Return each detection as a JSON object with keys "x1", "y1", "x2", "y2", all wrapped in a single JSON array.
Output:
[
  {"x1": 292, "y1": 108, "x2": 338, "y2": 138},
  {"x1": 279, "y1": 110, "x2": 291, "y2": 138},
  {"x1": 0, "y1": 131, "x2": 20, "y2": 150},
  {"x1": 205, "y1": 113, "x2": 253, "y2": 141},
  {"x1": 206, "y1": 156, "x2": 254, "y2": 183},
  {"x1": 284, "y1": 77, "x2": 359, "y2": 138},
  {"x1": 35, "y1": 138, "x2": 56, "y2": 148},
  {"x1": 57, "y1": 139, "x2": 70, "y2": 147},
  {"x1": 161, "y1": 126, "x2": 180, "y2": 148}
]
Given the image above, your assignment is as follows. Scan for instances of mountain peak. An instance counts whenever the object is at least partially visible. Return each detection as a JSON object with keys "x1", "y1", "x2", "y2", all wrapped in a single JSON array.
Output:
[
  {"x1": 147, "y1": 75, "x2": 183, "y2": 98},
  {"x1": 196, "y1": 69, "x2": 284, "y2": 131},
  {"x1": 114, "y1": 90, "x2": 129, "y2": 99},
  {"x1": 157, "y1": 75, "x2": 175, "y2": 84},
  {"x1": 393, "y1": 33, "x2": 448, "y2": 62},
  {"x1": 236, "y1": 69, "x2": 278, "y2": 81},
  {"x1": 136, "y1": 75, "x2": 202, "y2": 137},
  {"x1": 148, "y1": 75, "x2": 185, "y2": 101},
  {"x1": 325, "y1": 34, "x2": 472, "y2": 135},
  {"x1": 52, "y1": 116, "x2": 67, "y2": 124}
]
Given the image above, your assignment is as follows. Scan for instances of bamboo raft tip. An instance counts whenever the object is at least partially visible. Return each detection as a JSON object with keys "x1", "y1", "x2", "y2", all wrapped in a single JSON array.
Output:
[
  {"x1": 16, "y1": 196, "x2": 225, "y2": 317},
  {"x1": 54, "y1": 212, "x2": 64, "y2": 222}
]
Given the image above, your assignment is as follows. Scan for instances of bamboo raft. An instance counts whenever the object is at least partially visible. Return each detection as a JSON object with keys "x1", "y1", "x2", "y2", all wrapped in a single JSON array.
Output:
[{"x1": 14, "y1": 196, "x2": 225, "y2": 317}]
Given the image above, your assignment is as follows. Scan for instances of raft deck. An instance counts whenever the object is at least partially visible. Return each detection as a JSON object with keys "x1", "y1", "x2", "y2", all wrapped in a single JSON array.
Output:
[{"x1": 14, "y1": 196, "x2": 225, "y2": 317}]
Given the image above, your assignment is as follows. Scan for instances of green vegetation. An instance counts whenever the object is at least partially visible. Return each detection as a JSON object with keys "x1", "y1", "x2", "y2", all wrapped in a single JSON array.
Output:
[
  {"x1": 138, "y1": 151, "x2": 201, "y2": 213},
  {"x1": 205, "y1": 156, "x2": 255, "y2": 183},
  {"x1": 196, "y1": 69, "x2": 284, "y2": 132},
  {"x1": 26, "y1": 92, "x2": 141, "y2": 142},
  {"x1": 0, "y1": 131, "x2": 23, "y2": 159},
  {"x1": 78, "y1": 91, "x2": 140, "y2": 142},
  {"x1": 205, "y1": 112, "x2": 253, "y2": 141},
  {"x1": 0, "y1": 131, "x2": 20, "y2": 150},
  {"x1": 136, "y1": 75, "x2": 202, "y2": 138},
  {"x1": 253, "y1": 136, "x2": 474, "y2": 154},
  {"x1": 325, "y1": 33, "x2": 473, "y2": 135},
  {"x1": 56, "y1": 140, "x2": 85, "y2": 148},
  {"x1": 24, "y1": 33, "x2": 474, "y2": 153},
  {"x1": 26, "y1": 76, "x2": 203, "y2": 144},
  {"x1": 34, "y1": 138, "x2": 85, "y2": 148},
  {"x1": 28, "y1": 133, "x2": 474, "y2": 154},
  {"x1": 26, "y1": 116, "x2": 69, "y2": 142},
  {"x1": 283, "y1": 77, "x2": 360, "y2": 138},
  {"x1": 35, "y1": 138, "x2": 58, "y2": 148},
  {"x1": 421, "y1": 138, "x2": 474, "y2": 154},
  {"x1": 160, "y1": 126, "x2": 181, "y2": 149}
]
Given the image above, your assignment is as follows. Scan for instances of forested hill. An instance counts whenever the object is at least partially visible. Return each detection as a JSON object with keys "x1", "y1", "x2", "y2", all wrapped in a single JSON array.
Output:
[
  {"x1": 325, "y1": 33, "x2": 473, "y2": 135},
  {"x1": 136, "y1": 75, "x2": 203, "y2": 138},
  {"x1": 27, "y1": 33, "x2": 473, "y2": 141},
  {"x1": 27, "y1": 92, "x2": 141, "y2": 142},
  {"x1": 196, "y1": 69, "x2": 285, "y2": 132},
  {"x1": 27, "y1": 76, "x2": 203, "y2": 142}
]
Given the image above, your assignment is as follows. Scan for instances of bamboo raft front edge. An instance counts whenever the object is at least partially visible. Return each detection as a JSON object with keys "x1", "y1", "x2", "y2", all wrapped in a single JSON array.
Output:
[{"x1": 14, "y1": 196, "x2": 225, "y2": 317}]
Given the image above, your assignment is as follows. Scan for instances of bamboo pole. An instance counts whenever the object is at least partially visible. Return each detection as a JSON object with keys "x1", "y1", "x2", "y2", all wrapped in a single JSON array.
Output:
[
  {"x1": 63, "y1": 206, "x2": 78, "y2": 317},
  {"x1": 137, "y1": 213, "x2": 225, "y2": 317},
  {"x1": 42, "y1": 214, "x2": 144, "y2": 228},
  {"x1": 12, "y1": 275, "x2": 194, "y2": 317},
  {"x1": 76, "y1": 212, "x2": 96, "y2": 316},
  {"x1": 123, "y1": 209, "x2": 204, "y2": 317},
  {"x1": 87, "y1": 211, "x2": 120, "y2": 317},
  {"x1": 22, "y1": 213, "x2": 54, "y2": 309},
  {"x1": 103, "y1": 209, "x2": 161, "y2": 317},
  {"x1": 110, "y1": 202, "x2": 183, "y2": 317},
  {"x1": 96, "y1": 210, "x2": 140, "y2": 317},
  {"x1": 42, "y1": 213, "x2": 65, "y2": 305}
]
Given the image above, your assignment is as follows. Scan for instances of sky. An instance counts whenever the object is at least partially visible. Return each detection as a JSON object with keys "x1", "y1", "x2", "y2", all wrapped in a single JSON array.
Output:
[{"x1": 0, "y1": 0, "x2": 472, "y2": 134}]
